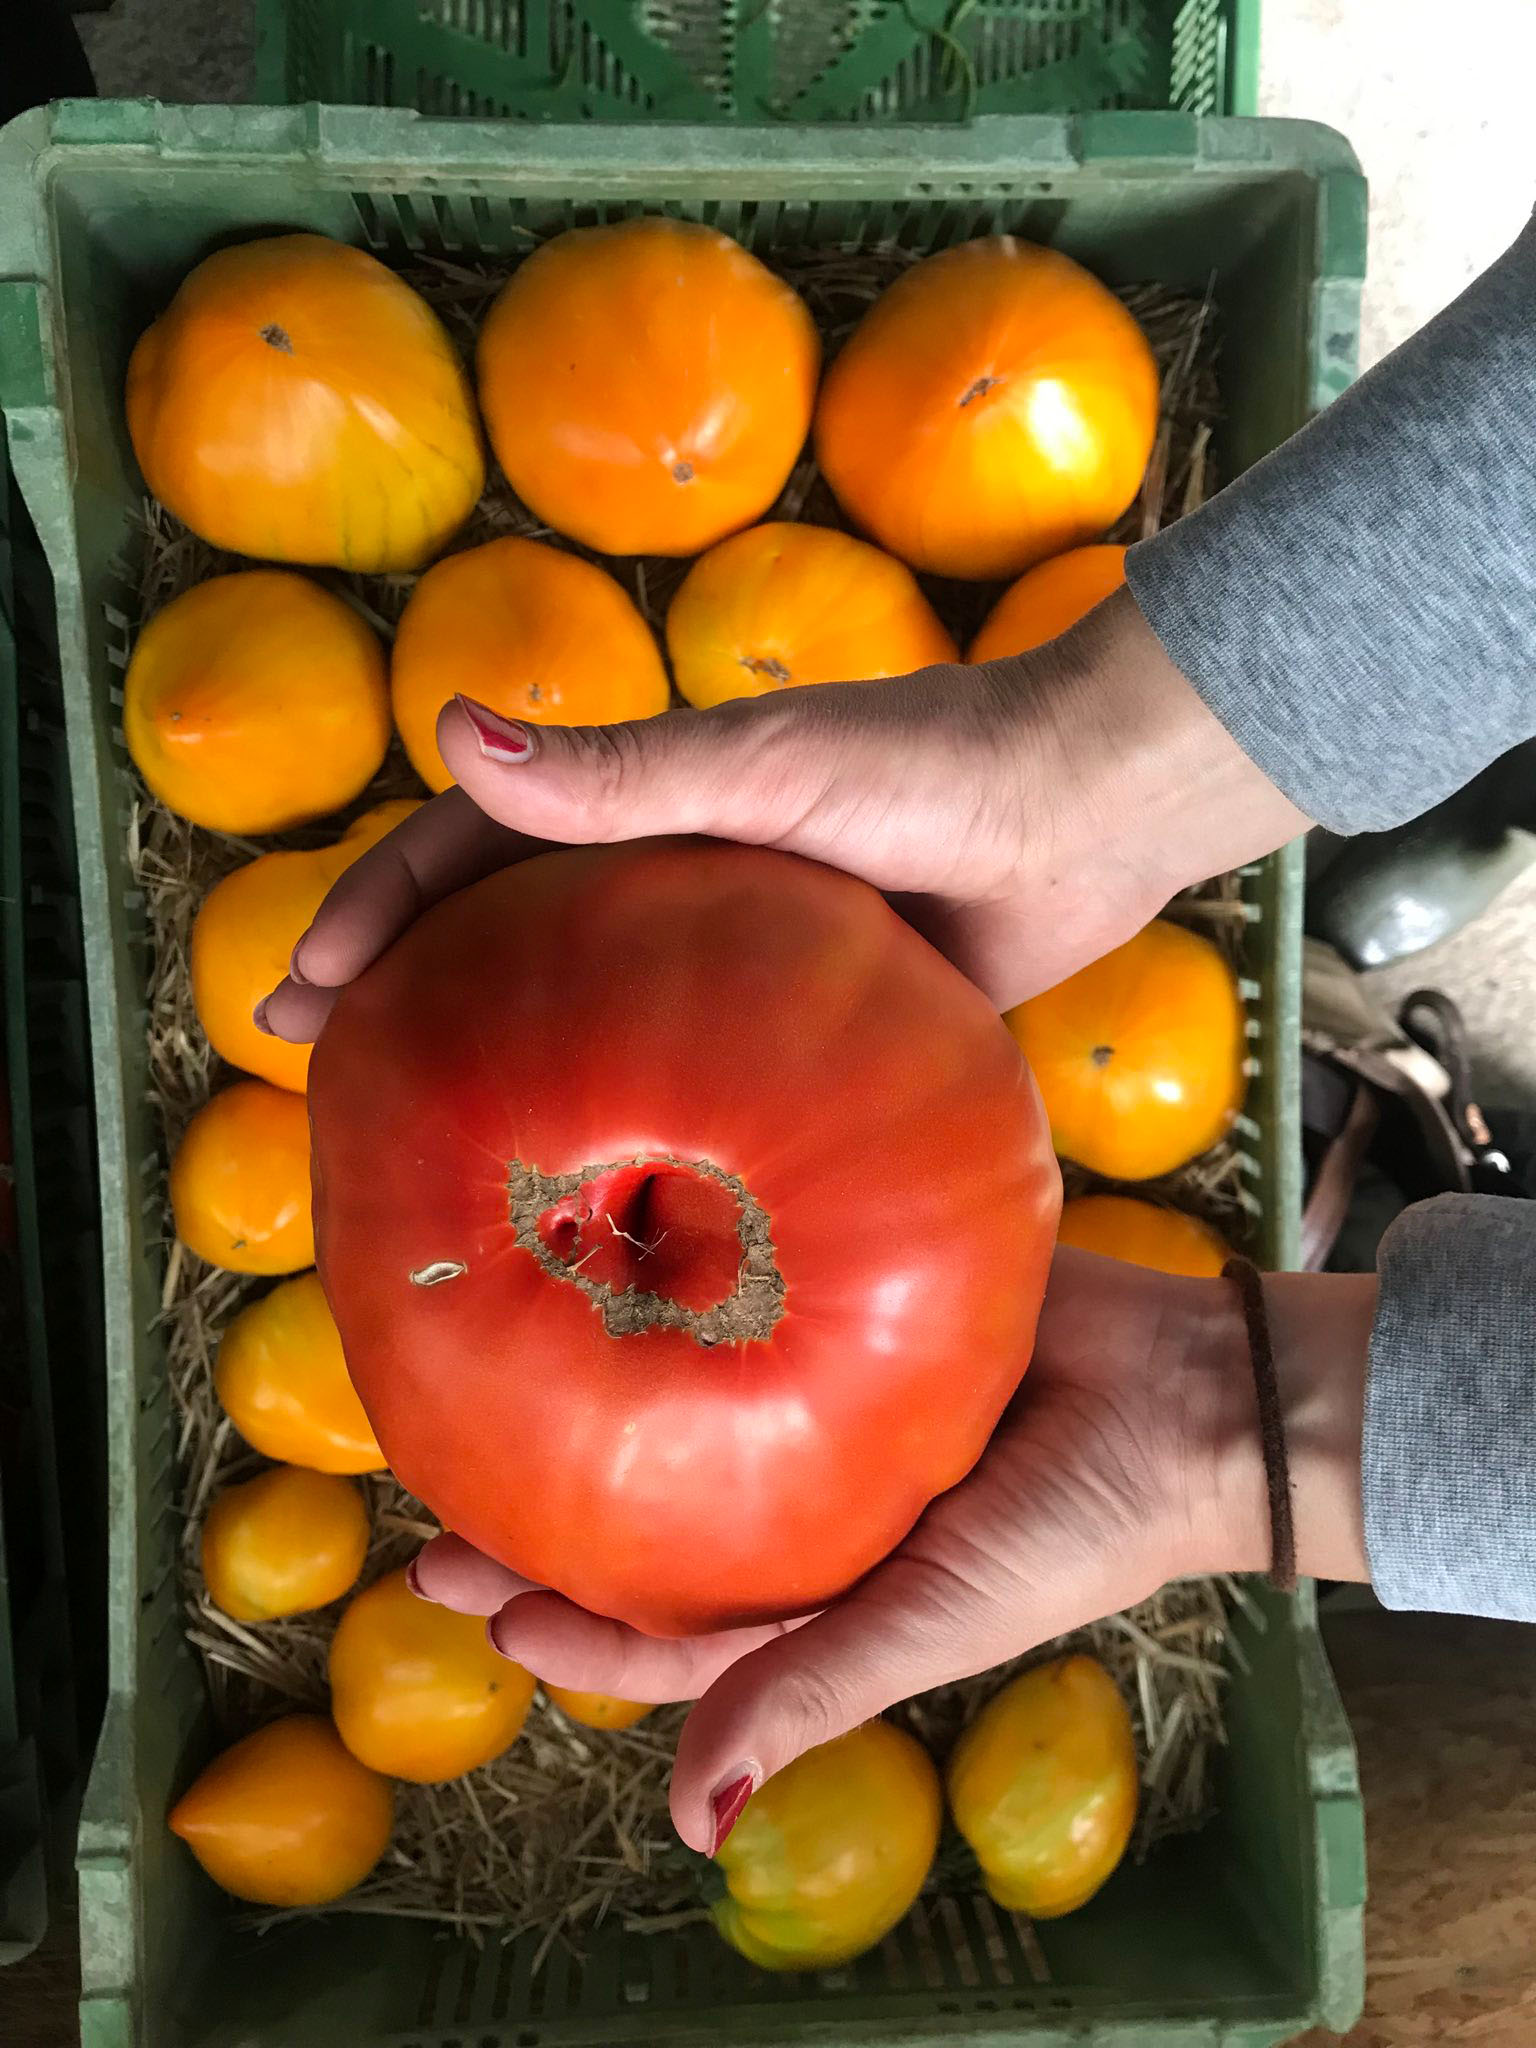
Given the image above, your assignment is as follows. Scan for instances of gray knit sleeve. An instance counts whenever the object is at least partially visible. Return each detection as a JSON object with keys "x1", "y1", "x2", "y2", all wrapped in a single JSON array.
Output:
[
  {"x1": 1365, "y1": 1193, "x2": 1536, "y2": 1619},
  {"x1": 1126, "y1": 221, "x2": 1536, "y2": 834}
]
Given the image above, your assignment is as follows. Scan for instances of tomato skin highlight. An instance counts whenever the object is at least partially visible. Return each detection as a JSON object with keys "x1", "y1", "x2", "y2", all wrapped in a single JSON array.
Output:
[{"x1": 310, "y1": 840, "x2": 1060, "y2": 1638}]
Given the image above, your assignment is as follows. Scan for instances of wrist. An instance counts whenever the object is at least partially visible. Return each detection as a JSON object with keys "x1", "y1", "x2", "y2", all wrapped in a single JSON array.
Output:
[
  {"x1": 1168, "y1": 1269, "x2": 1375, "y2": 1585},
  {"x1": 994, "y1": 586, "x2": 1312, "y2": 909}
]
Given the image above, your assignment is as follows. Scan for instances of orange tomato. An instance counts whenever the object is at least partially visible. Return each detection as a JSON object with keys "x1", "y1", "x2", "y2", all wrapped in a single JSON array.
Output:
[
  {"x1": 390, "y1": 537, "x2": 670, "y2": 792},
  {"x1": 542, "y1": 1684, "x2": 652, "y2": 1732},
  {"x1": 1057, "y1": 1194, "x2": 1231, "y2": 1278},
  {"x1": 123, "y1": 571, "x2": 390, "y2": 834},
  {"x1": 1004, "y1": 921, "x2": 1246, "y2": 1182},
  {"x1": 168, "y1": 1713, "x2": 393, "y2": 1906},
  {"x1": 666, "y1": 522, "x2": 958, "y2": 710},
  {"x1": 201, "y1": 1466, "x2": 370, "y2": 1622},
  {"x1": 476, "y1": 218, "x2": 819, "y2": 557},
  {"x1": 967, "y1": 544, "x2": 1128, "y2": 663},
  {"x1": 191, "y1": 800, "x2": 420, "y2": 1092},
  {"x1": 329, "y1": 1567, "x2": 536, "y2": 1783},
  {"x1": 947, "y1": 1655, "x2": 1137, "y2": 1918},
  {"x1": 215, "y1": 1271, "x2": 386, "y2": 1474},
  {"x1": 127, "y1": 233, "x2": 483, "y2": 571},
  {"x1": 815, "y1": 239, "x2": 1158, "y2": 581},
  {"x1": 169, "y1": 1079, "x2": 314, "y2": 1274}
]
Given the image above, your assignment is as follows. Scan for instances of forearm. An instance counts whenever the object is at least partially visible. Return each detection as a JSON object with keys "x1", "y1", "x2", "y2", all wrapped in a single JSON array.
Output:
[
  {"x1": 1124, "y1": 219, "x2": 1536, "y2": 834},
  {"x1": 1365, "y1": 1194, "x2": 1536, "y2": 1618}
]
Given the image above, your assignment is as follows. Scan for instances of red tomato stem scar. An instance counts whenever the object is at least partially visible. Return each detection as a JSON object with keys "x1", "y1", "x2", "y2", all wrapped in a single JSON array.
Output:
[{"x1": 507, "y1": 1152, "x2": 785, "y2": 1347}]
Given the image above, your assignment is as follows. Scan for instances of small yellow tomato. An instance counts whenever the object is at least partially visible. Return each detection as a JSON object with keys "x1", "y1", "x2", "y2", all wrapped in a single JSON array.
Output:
[
  {"x1": 169, "y1": 1078, "x2": 314, "y2": 1275},
  {"x1": 1056, "y1": 1193, "x2": 1231, "y2": 1279},
  {"x1": 946, "y1": 1655, "x2": 1138, "y2": 1918},
  {"x1": 1003, "y1": 920, "x2": 1246, "y2": 1182},
  {"x1": 542, "y1": 1683, "x2": 653, "y2": 1732},
  {"x1": 215, "y1": 1271, "x2": 386, "y2": 1474},
  {"x1": 966, "y1": 544, "x2": 1127, "y2": 662},
  {"x1": 329, "y1": 1567, "x2": 536, "y2": 1783},
  {"x1": 712, "y1": 1720, "x2": 941, "y2": 1970},
  {"x1": 200, "y1": 1465, "x2": 370, "y2": 1623},
  {"x1": 168, "y1": 1713, "x2": 393, "y2": 1906}
]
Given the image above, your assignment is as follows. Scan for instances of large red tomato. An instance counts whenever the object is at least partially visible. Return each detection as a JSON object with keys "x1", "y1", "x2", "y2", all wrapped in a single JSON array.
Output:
[{"x1": 310, "y1": 841, "x2": 1059, "y2": 1638}]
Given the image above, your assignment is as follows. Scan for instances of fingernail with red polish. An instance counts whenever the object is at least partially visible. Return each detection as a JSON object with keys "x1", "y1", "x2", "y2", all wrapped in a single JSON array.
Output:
[
  {"x1": 708, "y1": 1770, "x2": 757, "y2": 1856},
  {"x1": 251, "y1": 997, "x2": 273, "y2": 1035},
  {"x1": 405, "y1": 1557, "x2": 430, "y2": 1601},
  {"x1": 485, "y1": 1603, "x2": 526, "y2": 1658},
  {"x1": 456, "y1": 694, "x2": 533, "y2": 763}
]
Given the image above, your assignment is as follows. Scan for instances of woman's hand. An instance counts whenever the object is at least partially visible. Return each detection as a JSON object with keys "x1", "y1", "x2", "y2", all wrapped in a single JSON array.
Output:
[
  {"x1": 259, "y1": 589, "x2": 1307, "y2": 1044},
  {"x1": 259, "y1": 585, "x2": 1331, "y2": 1855},
  {"x1": 409, "y1": 1252, "x2": 1374, "y2": 1854}
]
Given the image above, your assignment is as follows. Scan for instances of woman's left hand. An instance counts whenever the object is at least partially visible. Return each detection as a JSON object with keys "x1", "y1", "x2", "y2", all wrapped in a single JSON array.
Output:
[{"x1": 408, "y1": 1250, "x2": 1373, "y2": 1854}]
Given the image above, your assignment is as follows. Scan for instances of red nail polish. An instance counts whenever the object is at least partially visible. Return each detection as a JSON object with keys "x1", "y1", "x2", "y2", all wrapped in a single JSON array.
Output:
[
  {"x1": 405, "y1": 1557, "x2": 427, "y2": 1599},
  {"x1": 456, "y1": 694, "x2": 532, "y2": 762},
  {"x1": 251, "y1": 997, "x2": 272, "y2": 1035},
  {"x1": 709, "y1": 1772, "x2": 756, "y2": 1856}
]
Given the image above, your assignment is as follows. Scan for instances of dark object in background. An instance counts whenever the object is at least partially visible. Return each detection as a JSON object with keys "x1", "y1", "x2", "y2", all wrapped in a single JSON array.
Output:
[
  {"x1": 0, "y1": 7, "x2": 95, "y2": 125},
  {"x1": 1309, "y1": 739, "x2": 1536, "y2": 970},
  {"x1": 1302, "y1": 939, "x2": 1528, "y2": 1272}
]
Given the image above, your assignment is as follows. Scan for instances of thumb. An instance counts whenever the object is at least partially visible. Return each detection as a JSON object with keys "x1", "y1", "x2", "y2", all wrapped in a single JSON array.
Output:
[
  {"x1": 439, "y1": 689, "x2": 843, "y2": 851},
  {"x1": 669, "y1": 1550, "x2": 1024, "y2": 1854},
  {"x1": 436, "y1": 663, "x2": 1000, "y2": 889}
]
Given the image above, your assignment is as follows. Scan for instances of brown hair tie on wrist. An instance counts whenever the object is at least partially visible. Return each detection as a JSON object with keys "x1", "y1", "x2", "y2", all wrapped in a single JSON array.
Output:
[{"x1": 1222, "y1": 1255, "x2": 1298, "y2": 1593}]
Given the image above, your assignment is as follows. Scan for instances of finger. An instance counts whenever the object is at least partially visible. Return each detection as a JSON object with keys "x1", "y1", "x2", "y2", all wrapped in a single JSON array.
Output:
[
  {"x1": 668, "y1": 1552, "x2": 1012, "y2": 1852},
  {"x1": 438, "y1": 671, "x2": 992, "y2": 894},
  {"x1": 487, "y1": 1590, "x2": 809, "y2": 1705},
  {"x1": 274, "y1": 787, "x2": 537, "y2": 1000},
  {"x1": 408, "y1": 1531, "x2": 541, "y2": 1615},
  {"x1": 258, "y1": 974, "x2": 342, "y2": 1045}
]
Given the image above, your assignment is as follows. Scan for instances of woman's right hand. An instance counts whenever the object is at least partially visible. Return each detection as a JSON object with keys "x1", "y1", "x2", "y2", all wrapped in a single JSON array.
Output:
[{"x1": 259, "y1": 588, "x2": 1307, "y2": 1047}]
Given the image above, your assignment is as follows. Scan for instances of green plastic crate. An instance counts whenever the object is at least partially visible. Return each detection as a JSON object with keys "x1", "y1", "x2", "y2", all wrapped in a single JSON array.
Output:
[
  {"x1": 0, "y1": 100, "x2": 1364, "y2": 2047},
  {"x1": 0, "y1": 390, "x2": 99, "y2": 1962},
  {"x1": 255, "y1": 0, "x2": 1262, "y2": 120}
]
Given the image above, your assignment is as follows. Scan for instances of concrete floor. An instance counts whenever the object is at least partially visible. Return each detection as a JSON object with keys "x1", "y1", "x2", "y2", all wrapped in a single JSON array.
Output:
[{"x1": 74, "y1": 0, "x2": 1536, "y2": 1103}]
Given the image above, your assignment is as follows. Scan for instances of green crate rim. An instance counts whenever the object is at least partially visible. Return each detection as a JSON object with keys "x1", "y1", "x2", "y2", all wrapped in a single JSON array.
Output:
[{"x1": 0, "y1": 398, "x2": 82, "y2": 1965}]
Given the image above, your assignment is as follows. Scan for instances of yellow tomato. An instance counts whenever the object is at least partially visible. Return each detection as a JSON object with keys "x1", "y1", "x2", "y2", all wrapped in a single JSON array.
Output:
[
  {"x1": 329, "y1": 1567, "x2": 536, "y2": 1783},
  {"x1": 712, "y1": 1720, "x2": 941, "y2": 1970},
  {"x1": 201, "y1": 1465, "x2": 370, "y2": 1622},
  {"x1": 169, "y1": 1078, "x2": 314, "y2": 1274},
  {"x1": 1056, "y1": 1193, "x2": 1231, "y2": 1278},
  {"x1": 168, "y1": 1713, "x2": 393, "y2": 1906},
  {"x1": 666, "y1": 522, "x2": 957, "y2": 710},
  {"x1": 215, "y1": 1271, "x2": 386, "y2": 1474},
  {"x1": 966, "y1": 544, "x2": 1127, "y2": 662},
  {"x1": 122, "y1": 570, "x2": 391, "y2": 835},
  {"x1": 191, "y1": 799, "x2": 419, "y2": 1094},
  {"x1": 946, "y1": 1655, "x2": 1138, "y2": 1918},
  {"x1": 1003, "y1": 920, "x2": 1246, "y2": 1181},
  {"x1": 542, "y1": 1683, "x2": 652, "y2": 1732}
]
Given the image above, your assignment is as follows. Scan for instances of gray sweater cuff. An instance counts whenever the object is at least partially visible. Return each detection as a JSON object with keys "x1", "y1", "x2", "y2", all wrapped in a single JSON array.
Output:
[
  {"x1": 1366, "y1": 1193, "x2": 1536, "y2": 1619},
  {"x1": 1125, "y1": 222, "x2": 1536, "y2": 835}
]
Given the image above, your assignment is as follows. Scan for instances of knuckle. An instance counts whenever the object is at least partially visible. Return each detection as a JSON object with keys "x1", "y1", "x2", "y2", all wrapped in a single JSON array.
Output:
[
  {"x1": 564, "y1": 720, "x2": 646, "y2": 838},
  {"x1": 758, "y1": 1663, "x2": 849, "y2": 1758}
]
